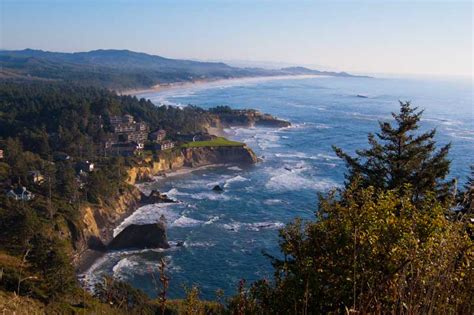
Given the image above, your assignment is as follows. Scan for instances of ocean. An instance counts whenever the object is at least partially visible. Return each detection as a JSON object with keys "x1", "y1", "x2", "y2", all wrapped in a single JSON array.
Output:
[{"x1": 83, "y1": 75, "x2": 473, "y2": 299}]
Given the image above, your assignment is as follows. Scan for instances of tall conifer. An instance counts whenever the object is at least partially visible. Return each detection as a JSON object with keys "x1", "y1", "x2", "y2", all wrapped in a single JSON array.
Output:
[{"x1": 333, "y1": 101, "x2": 451, "y2": 198}]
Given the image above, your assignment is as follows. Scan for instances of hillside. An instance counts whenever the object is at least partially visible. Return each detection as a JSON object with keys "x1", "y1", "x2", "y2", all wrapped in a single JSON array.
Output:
[{"x1": 0, "y1": 49, "x2": 365, "y2": 90}]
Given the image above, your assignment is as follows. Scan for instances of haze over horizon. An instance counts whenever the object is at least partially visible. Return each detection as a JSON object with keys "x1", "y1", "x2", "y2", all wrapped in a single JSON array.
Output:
[{"x1": 1, "y1": 0, "x2": 472, "y2": 77}]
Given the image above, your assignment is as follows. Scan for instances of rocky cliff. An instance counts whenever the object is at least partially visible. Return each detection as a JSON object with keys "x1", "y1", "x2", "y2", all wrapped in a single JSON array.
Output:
[
  {"x1": 108, "y1": 223, "x2": 169, "y2": 250},
  {"x1": 207, "y1": 108, "x2": 291, "y2": 129},
  {"x1": 74, "y1": 144, "x2": 257, "y2": 269},
  {"x1": 73, "y1": 185, "x2": 142, "y2": 269},
  {"x1": 126, "y1": 145, "x2": 257, "y2": 185}
]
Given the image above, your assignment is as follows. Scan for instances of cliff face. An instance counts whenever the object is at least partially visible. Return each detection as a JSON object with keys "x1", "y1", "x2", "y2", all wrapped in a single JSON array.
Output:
[
  {"x1": 74, "y1": 144, "x2": 257, "y2": 268},
  {"x1": 73, "y1": 186, "x2": 142, "y2": 266},
  {"x1": 182, "y1": 145, "x2": 257, "y2": 167},
  {"x1": 208, "y1": 110, "x2": 291, "y2": 129},
  {"x1": 108, "y1": 223, "x2": 169, "y2": 250},
  {"x1": 126, "y1": 145, "x2": 257, "y2": 185}
]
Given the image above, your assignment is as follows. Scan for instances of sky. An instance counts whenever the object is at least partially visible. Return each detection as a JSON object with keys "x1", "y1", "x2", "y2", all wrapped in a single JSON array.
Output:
[{"x1": 1, "y1": 0, "x2": 472, "y2": 76}]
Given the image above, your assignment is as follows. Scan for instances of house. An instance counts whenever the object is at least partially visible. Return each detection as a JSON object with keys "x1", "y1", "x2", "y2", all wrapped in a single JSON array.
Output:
[
  {"x1": 109, "y1": 115, "x2": 149, "y2": 145},
  {"x1": 0, "y1": 149, "x2": 3, "y2": 159},
  {"x1": 112, "y1": 123, "x2": 136, "y2": 133},
  {"x1": 156, "y1": 140, "x2": 175, "y2": 151},
  {"x1": 28, "y1": 171, "x2": 45, "y2": 184},
  {"x1": 118, "y1": 130, "x2": 148, "y2": 144},
  {"x1": 6, "y1": 187, "x2": 35, "y2": 201},
  {"x1": 110, "y1": 142, "x2": 142, "y2": 157},
  {"x1": 135, "y1": 122, "x2": 148, "y2": 132},
  {"x1": 76, "y1": 161, "x2": 95, "y2": 175},
  {"x1": 109, "y1": 114, "x2": 134, "y2": 125},
  {"x1": 149, "y1": 129, "x2": 167, "y2": 142}
]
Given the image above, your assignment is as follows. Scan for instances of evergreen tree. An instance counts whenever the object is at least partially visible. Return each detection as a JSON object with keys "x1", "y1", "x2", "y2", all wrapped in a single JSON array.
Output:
[
  {"x1": 461, "y1": 165, "x2": 473, "y2": 213},
  {"x1": 333, "y1": 101, "x2": 451, "y2": 198}
]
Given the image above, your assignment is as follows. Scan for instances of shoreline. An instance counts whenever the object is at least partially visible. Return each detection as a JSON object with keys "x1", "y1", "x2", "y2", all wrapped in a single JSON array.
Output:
[
  {"x1": 77, "y1": 161, "x2": 247, "y2": 275},
  {"x1": 78, "y1": 75, "x2": 293, "y2": 280},
  {"x1": 120, "y1": 74, "x2": 324, "y2": 97}
]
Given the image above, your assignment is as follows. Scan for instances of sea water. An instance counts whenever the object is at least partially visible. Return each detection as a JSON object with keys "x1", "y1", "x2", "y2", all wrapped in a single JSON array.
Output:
[{"x1": 84, "y1": 76, "x2": 473, "y2": 299}]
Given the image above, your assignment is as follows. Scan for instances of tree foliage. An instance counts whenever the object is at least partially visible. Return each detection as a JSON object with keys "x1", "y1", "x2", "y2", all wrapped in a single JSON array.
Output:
[
  {"x1": 241, "y1": 183, "x2": 473, "y2": 314},
  {"x1": 333, "y1": 102, "x2": 451, "y2": 198}
]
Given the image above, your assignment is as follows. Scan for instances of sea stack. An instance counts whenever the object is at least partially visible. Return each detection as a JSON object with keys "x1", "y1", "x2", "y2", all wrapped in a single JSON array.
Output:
[{"x1": 108, "y1": 223, "x2": 170, "y2": 250}]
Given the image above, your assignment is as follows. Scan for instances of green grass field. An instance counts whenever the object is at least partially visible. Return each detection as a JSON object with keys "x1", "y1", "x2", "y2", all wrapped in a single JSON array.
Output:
[{"x1": 181, "y1": 137, "x2": 244, "y2": 148}]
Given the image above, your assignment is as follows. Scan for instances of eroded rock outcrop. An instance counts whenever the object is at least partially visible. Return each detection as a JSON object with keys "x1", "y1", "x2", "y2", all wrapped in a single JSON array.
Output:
[
  {"x1": 127, "y1": 145, "x2": 257, "y2": 185},
  {"x1": 140, "y1": 190, "x2": 175, "y2": 205},
  {"x1": 182, "y1": 145, "x2": 258, "y2": 167},
  {"x1": 209, "y1": 109, "x2": 291, "y2": 128},
  {"x1": 108, "y1": 223, "x2": 169, "y2": 250}
]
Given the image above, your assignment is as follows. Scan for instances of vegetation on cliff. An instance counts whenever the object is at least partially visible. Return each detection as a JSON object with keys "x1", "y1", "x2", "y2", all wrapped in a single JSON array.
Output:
[{"x1": 181, "y1": 137, "x2": 244, "y2": 148}]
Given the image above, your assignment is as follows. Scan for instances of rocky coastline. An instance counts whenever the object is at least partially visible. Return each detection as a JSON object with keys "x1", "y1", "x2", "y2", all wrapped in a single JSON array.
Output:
[
  {"x1": 75, "y1": 111, "x2": 288, "y2": 275},
  {"x1": 74, "y1": 143, "x2": 259, "y2": 273}
]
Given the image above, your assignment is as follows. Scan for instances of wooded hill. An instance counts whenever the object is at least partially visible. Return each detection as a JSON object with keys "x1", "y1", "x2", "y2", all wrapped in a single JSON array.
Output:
[{"x1": 0, "y1": 49, "x2": 363, "y2": 89}]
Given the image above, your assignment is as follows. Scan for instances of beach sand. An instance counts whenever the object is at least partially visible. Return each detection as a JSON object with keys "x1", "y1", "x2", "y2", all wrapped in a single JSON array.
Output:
[{"x1": 120, "y1": 74, "x2": 324, "y2": 97}]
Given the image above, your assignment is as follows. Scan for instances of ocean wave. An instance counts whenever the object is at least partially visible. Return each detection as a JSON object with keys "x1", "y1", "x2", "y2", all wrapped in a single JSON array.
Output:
[
  {"x1": 315, "y1": 153, "x2": 339, "y2": 161},
  {"x1": 222, "y1": 221, "x2": 285, "y2": 232},
  {"x1": 447, "y1": 129, "x2": 474, "y2": 141},
  {"x1": 263, "y1": 199, "x2": 284, "y2": 205},
  {"x1": 227, "y1": 166, "x2": 243, "y2": 171},
  {"x1": 172, "y1": 215, "x2": 204, "y2": 228},
  {"x1": 264, "y1": 164, "x2": 338, "y2": 192},
  {"x1": 314, "y1": 123, "x2": 331, "y2": 129},
  {"x1": 191, "y1": 192, "x2": 233, "y2": 201},
  {"x1": 183, "y1": 241, "x2": 216, "y2": 248},
  {"x1": 112, "y1": 257, "x2": 139, "y2": 279},
  {"x1": 165, "y1": 188, "x2": 191, "y2": 199},
  {"x1": 112, "y1": 255, "x2": 182, "y2": 281},
  {"x1": 204, "y1": 215, "x2": 220, "y2": 225},
  {"x1": 274, "y1": 151, "x2": 338, "y2": 162},
  {"x1": 224, "y1": 175, "x2": 249, "y2": 187},
  {"x1": 424, "y1": 117, "x2": 464, "y2": 126}
]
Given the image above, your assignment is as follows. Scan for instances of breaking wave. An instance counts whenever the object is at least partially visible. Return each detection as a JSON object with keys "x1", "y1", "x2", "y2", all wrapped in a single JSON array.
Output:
[{"x1": 222, "y1": 221, "x2": 285, "y2": 232}]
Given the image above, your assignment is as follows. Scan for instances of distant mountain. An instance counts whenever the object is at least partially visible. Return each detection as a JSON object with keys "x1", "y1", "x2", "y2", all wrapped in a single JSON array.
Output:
[{"x1": 0, "y1": 49, "x2": 368, "y2": 89}]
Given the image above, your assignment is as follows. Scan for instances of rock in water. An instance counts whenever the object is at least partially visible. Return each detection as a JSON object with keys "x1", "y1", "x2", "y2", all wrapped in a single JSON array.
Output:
[
  {"x1": 212, "y1": 185, "x2": 224, "y2": 192},
  {"x1": 108, "y1": 223, "x2": 169, "y2": 250},
  {"x1": 141, "y1": 190, "x2": 175, "y2": 205}
]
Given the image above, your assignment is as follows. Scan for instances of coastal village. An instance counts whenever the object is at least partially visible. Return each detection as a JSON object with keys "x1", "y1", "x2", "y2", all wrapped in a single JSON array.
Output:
[
  {"x1": 1, "y1": 114, "x2": 179, "y2": 201},
  {"x1": 0, "y1": 108, "x2": 286, "y2": 202},
  {"x1": 104, "y1": 114, "x2": 175, "y2": 157}
]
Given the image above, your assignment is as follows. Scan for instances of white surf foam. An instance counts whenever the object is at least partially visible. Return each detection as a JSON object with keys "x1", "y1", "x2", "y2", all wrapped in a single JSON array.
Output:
[
  {"x1": 172, "y1": 215, "x2": 204, "y2": 228},
  {"x1": 227, "y1": 166, "x2": 243, "y2": 171},
  {"x1": 264, "y1": 164, "x2": 338, "y2": 192},
  {"x1": 263, "y1": 199, "x2": 284, "y2": 205},
  {"x1": 191, "y1": 192, "x2": 233, "y2": 201},
  {"x1": 224, "y1": 175, "x2": 249, "y2": 187},
  {"x1": 183, "y1": 241, "x2": 216, "y2": 248},
  {"x1": 222, "y1": 221, "x2": 285, "y2": 232},
  {"x1": 204, "y1": 215, "x2": 220, "y2": 225}
]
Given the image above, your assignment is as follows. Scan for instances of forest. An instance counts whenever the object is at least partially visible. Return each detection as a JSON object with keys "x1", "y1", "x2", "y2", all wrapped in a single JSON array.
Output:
[{"x1": 0, "y1": 81, "x2": 472, "y2": 314}]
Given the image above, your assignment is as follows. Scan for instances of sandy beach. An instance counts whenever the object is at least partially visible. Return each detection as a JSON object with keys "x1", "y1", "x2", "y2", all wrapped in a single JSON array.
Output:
[{"x1": 120, "y1": 74, "x2": 324, "y2": 97}]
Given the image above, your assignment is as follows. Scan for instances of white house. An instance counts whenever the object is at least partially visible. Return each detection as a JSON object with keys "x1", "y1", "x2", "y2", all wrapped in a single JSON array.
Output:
[{"x1": 6, "y1": 187, "x2": 35, "y2": 201}]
